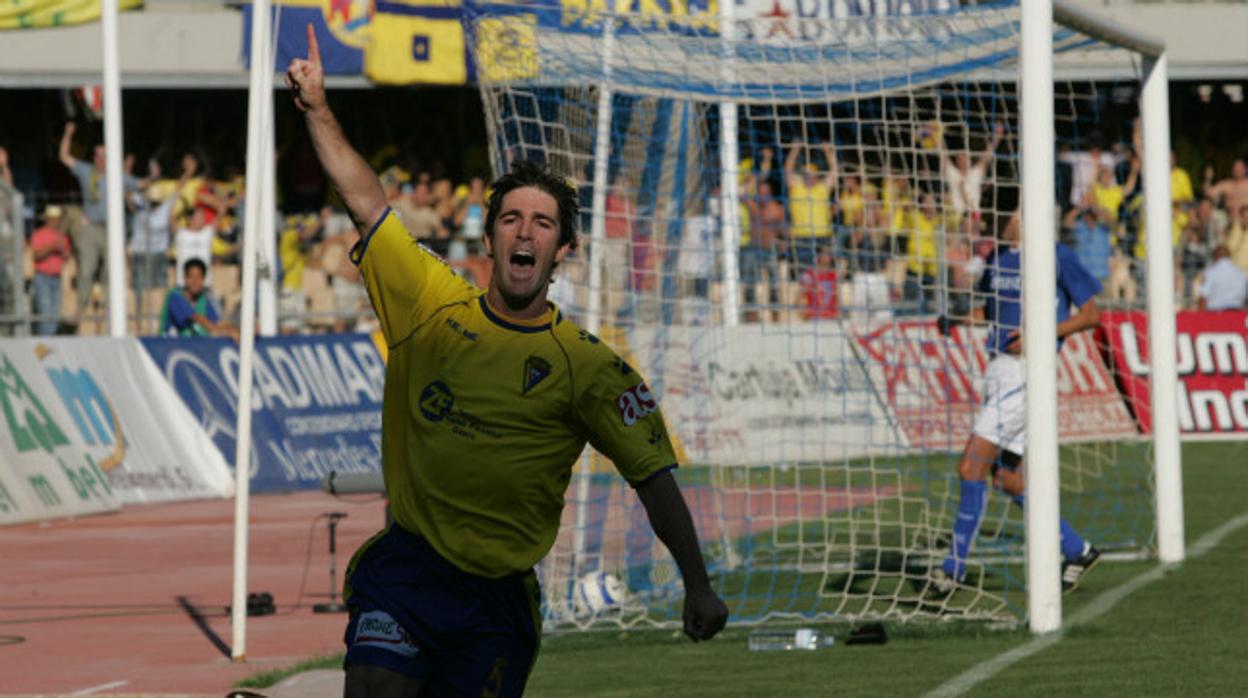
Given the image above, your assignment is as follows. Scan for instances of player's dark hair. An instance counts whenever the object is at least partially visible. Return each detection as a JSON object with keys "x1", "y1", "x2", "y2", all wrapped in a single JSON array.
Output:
[
  {"x1": 183, "y1": 257, "x2": 207, "y2": 278},
  {"x1": 484, "y1": 161, "x2": 579, "y2": 251}
]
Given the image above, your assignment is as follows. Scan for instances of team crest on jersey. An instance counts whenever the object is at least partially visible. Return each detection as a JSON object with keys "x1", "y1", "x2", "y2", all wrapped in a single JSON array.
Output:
[{"x1": 523, "y1": 355, "x2": 552, "y2": 394}]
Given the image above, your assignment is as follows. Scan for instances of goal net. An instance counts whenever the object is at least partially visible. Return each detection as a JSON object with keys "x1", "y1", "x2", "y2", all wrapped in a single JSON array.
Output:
[{"x1": 464, "y1": 0, "x2": 1165, "y2": 628}]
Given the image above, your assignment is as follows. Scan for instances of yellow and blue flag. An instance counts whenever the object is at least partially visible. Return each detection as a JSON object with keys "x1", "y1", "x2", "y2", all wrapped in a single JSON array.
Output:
[
  {"x1": 365, "y1": 0, "x2": 468, "y2": 85},
  {"x1": 243, "y1": 0, "x2": 370, "y2": 76},
  {"x1": 0, "y1": 0, "x2": 142, "y2": 30}
]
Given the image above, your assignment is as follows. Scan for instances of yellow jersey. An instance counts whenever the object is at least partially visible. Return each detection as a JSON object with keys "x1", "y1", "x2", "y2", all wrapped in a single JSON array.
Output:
[
  {"x1": 1092, "y1": 183, "x2": 1125, "y2": 221},
  {"x1": 902, "y1": 211, "x2": 939, "y2": 277},
  {"x1": 279, "y1": 227, "x2": 308, "y2": 292},
  {"x1": 1172, "y1": 167, "x2": 1194, "y2": 204},
  {"x1": 353, "y1": 210, "x2": 677, "y2": 578},
  {"x1": 839, "y1": 190, "x2": 864, "y2": 229},
  {"x1": 788, "y1": 180, "x2": 832, "y2": 239}
]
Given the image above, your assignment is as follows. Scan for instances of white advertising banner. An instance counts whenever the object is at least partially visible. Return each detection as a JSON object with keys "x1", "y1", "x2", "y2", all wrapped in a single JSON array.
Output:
[
  {"x1": 0, "y1": 338, "x2": 232, "y2": 525},
  {"x1": 0, "y1": 340, "x2": 121, "y2": 524},
  {"x1": 851, "y1": 318, "x2": 1138, "y2": 452},
  {"x1": 621, "y1": 322, "x2": 901, "y2": 466}
]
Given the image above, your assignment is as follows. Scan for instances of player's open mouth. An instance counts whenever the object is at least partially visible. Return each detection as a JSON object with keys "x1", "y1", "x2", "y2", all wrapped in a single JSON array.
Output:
[{"x1": 510, "y1": 251, "x2": 536, "y2": 267}]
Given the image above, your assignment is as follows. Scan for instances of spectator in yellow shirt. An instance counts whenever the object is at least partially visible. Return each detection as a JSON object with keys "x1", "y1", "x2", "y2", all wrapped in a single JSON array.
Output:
[
  {"x1": 902, "y1": 193, "x2": 941, "y2": 314},
  {"x1": 277, "y1": 209, "x2": 325, "y2": 333},
  {"x1": 1171, "y1": 152, "x2": 1194, "y2": 205},
  {"x1": 1091, "y1": 156, "x2": 1139, "y2": 224},
  {"x1": 784, "y1": 140, "x2": 837, "y2": 271}
]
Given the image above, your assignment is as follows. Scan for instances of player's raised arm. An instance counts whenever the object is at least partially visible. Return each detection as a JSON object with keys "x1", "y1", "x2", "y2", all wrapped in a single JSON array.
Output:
[
  {"x1": 287, "y1": 23, "x2": 386, "y2": 233},
  {"x1": 635, "y1": 471, "x2": 729, "y2": 641}
]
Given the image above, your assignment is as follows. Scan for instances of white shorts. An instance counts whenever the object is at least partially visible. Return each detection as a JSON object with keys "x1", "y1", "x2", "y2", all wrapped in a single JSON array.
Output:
[{"x1": 972, "y1": 354, "x2": 1027, "y2": 455}]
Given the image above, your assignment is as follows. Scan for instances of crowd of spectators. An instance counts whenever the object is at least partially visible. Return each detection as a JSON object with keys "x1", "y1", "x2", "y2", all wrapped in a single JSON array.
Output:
[
  {"x1": 665, "y1": 117, "x2": 1248, "y2": 324},
  {"x1": 4, "y1": 115, "x2": 1247, "y2": 338},
  {"x1": 2, "y1": 124, "x2": 507, "y2": 338}
]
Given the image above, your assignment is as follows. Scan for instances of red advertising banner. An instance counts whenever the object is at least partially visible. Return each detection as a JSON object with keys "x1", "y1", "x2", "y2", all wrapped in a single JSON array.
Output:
[
  {"x1": 1102, "y1": 310, "x2": 1248, "y2": 436},
  {"x1": 853, "y1": 319, "x2": 1138, "y2": 451}
]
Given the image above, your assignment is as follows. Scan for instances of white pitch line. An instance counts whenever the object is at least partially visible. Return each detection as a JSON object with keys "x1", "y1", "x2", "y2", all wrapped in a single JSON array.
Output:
[
  {"x1": 924, "y1": 510, "x2": 1248, "y2": 698},
  {"x1": 71, "y1": 679, "x2": 129, "y2": 695}
]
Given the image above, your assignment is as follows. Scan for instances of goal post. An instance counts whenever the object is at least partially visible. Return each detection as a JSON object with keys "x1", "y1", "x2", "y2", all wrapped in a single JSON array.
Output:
[{"x1": 464, "y1": 0, "x2": 1181, "y2": 632}]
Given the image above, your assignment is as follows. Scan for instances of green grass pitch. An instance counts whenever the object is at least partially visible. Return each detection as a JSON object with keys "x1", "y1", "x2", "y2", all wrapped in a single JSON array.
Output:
[{"x1": 242, "y1": 440, "x2": 1248, "y2": 696}]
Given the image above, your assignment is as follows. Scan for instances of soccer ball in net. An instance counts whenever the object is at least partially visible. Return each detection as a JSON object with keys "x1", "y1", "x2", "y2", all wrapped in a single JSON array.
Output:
[{"x1": 573, "y1": 571, "x2": 626, "y2": 618}]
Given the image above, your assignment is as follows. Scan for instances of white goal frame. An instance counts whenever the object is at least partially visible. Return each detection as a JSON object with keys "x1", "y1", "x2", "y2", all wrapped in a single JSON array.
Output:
[{"x1": 1021, "y1": 0, "x2": 1181, "y2": 633}]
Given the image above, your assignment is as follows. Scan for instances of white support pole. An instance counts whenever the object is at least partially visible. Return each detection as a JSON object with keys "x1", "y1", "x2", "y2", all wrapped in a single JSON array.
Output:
[
  {"x1": 571, "y1": 16, "x2": 616, "y2": 577},
  {"x1": 717, "y1": 0, "x2": 740, "y2": 327},
  {"x1": 258, "y1": 82, "x2": 278, "y2": 337},
  {"x1": 585, "y1": 19, "x2": 614, "y2": 340},
  {"x1": 1020, "y1": 0, "x2": 1062, "y2": 635},
  {"x1": 231, "y1": 0, "x2": 272, "y2": 662},
  {"x1": 101, "y1": 0, "x2": 126, "y2": 337},
  {"x1": 1141, "y1": 53, "x2": 1184, "y2": 564}
]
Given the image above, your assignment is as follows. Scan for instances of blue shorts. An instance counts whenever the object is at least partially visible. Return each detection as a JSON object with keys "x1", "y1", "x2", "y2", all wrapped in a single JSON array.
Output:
[{"x1": 342, "y1": 523, "x2": 542, "y2": 697}]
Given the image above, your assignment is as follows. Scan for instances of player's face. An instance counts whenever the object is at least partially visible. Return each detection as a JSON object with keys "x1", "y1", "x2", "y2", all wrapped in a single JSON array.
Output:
[{"x1": 485, "y1": 186, "x2": 569, "y2": 316}]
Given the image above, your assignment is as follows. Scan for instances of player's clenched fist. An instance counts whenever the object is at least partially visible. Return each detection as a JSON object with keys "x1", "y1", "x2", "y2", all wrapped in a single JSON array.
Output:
[
  {"x1": 683, "y1": 589, "x2": 729, "y2": 642},
  {"x1": 286, "y1": 23, "x2": 326, "y2": 113}
]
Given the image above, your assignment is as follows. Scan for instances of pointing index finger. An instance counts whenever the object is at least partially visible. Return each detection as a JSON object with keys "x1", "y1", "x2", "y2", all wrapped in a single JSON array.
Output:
[{"x1": 306, "y1": 22, "x2": 321, "y2": 65}]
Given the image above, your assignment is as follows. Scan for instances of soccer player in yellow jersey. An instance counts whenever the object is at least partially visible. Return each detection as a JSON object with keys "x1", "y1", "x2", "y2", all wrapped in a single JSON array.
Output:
[{"x1": 287, "y1": 25, "x2": 728, "y2": 697}]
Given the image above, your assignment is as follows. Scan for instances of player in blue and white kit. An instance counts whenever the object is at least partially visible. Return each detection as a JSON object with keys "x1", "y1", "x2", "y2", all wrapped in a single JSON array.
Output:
[{"x1": 930, "y1": 211, "x2": 1104, "y2": 596}]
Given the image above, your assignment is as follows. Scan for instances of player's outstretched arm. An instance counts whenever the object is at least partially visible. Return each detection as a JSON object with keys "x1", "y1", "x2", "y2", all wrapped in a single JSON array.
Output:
[
  {"x1": 636, "y1": 470, "x2": 729, "y2": 641},
  {"x1": 1057, "y1": 298, "x2": 1100, "y2": 339},
  {"x1": 287, "y1": 23, "x2": 386, "y2": 233}
]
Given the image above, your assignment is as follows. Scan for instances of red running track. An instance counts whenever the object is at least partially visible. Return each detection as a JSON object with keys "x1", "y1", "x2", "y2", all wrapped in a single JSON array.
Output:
[{"x1": 0, "y1": 491, "x2": 386, "y2": 695}]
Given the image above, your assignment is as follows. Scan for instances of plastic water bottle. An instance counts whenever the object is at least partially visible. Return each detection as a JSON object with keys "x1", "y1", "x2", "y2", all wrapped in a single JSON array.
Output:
[{"x1": 747, "y1": 627, "x2": 835, "y2": 651}]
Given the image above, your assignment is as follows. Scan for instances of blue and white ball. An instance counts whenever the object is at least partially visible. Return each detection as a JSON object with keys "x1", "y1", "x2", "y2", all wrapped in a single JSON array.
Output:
[{"x1": 573, "y1": 571, "x2": 626, "y2": 617}]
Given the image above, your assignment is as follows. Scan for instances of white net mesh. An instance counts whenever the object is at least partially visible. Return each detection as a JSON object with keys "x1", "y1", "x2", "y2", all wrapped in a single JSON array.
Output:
[{"x1": 465, "y1": 0, "x2": 1156, "y2": 627}]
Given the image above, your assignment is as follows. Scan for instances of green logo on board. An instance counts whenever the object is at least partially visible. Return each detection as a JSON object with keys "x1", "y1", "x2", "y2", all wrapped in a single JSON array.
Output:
[{"x1": 0, "y1": 353, "x2": 70, "y2": 454}]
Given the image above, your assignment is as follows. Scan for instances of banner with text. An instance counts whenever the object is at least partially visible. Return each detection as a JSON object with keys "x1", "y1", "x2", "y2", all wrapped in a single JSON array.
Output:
[
  {"x1": 851, "y1": 319, "x2": 1138, "y2": 451},
  {"x1": 622, "y1": 322, "x2": 900, "y2": 465},
  {"x1": 25, "y1": 338, "x2": 233, "y2": 505},
  {"x1": 141, "y1": 334, "x2": 385, "y2": 492},
  {"x1": 0, "y1": 341, "x2": 121, "y2": 524},
  {"x1": 1102, "y1": 310, "x2": 1248, "y2": 437}
]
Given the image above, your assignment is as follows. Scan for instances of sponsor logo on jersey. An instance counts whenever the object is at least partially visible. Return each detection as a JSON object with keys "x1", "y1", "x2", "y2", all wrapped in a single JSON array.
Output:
[
  {"x1": 418, "y1": 381, "x2": 455, "y2": 422},
  {"x1": 417, "y1": 381, "x2": 500, "y2": 440},
  {"x1": 578, "y1": 329, "x2": 600, "y2": 344},
  {"x1": 353, "y1": 610, "x2": 419, "y2": 658},
  {"x1": 444, "y1": 317, "x2": 478, "y2": 342},
  {"x1": 523, "y1": 356, "x2": 551, "y2": 394},
  {"x1": 613, "y1": 356, "x2": 634, "y2": 376},
  {"x1": 991, "y1": 272, "x2": 1022, "y2": 292},
  {"x1": 616, "y1": 381, "x2": 657, "y2": 426}
]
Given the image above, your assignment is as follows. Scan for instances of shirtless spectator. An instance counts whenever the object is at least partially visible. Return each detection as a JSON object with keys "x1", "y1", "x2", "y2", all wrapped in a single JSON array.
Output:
[
  {"x1": 742, "y1": 149, "x2": 787, "y2": 319},
  {"x1": 405, "y1": 181, "x2": 447, "y2": 253},
  {"x1": 1059, "y1": 141, "x2": 1118, "y2": 210},
  {"x1": 320, "y1": 213, "x2": 370, "y2": 333},
  {"x1": 1223, "y1": 204, "x2": 1248, "y2": 275},
  {"x1": 1204, "y1": 159, "x2": 1248, "y2": 218},
  {"x1": 942, "y1": 122, "x2": 1004, "y2": 226}
]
